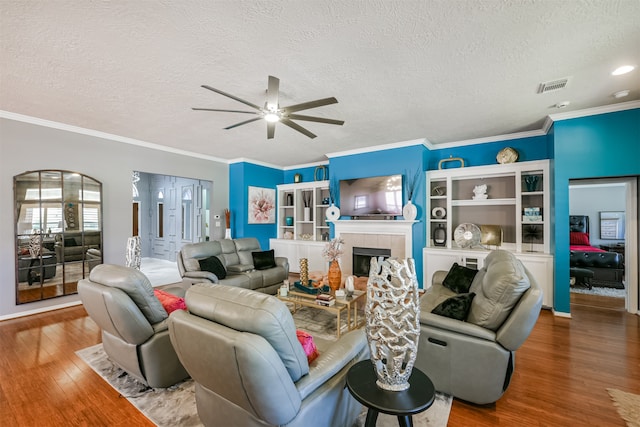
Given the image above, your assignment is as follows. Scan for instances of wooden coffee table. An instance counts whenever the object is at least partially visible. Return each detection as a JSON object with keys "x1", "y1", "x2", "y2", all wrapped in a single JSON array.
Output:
[{"x1": 278, "y1": 290, "x2": 366, "y2": 339}]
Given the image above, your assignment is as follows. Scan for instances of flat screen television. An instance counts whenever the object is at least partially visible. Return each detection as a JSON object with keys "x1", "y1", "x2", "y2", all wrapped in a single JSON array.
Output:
[{"x1": 339, "y1": 174, "x2": 403, "y2": 218}]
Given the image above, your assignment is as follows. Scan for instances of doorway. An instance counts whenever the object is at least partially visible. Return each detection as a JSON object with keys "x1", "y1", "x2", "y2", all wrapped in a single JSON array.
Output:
[
  {"x1": 569, "y1": 177, "x2": 638, "y2": 313},
  {"x1": 132, "y1": 171, "x2": 212, "y2": 262}
]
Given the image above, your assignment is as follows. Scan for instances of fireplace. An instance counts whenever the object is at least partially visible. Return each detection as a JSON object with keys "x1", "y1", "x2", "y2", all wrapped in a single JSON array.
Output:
[{"x1": 352, "y1": 247, "x2": 391, "y2": 277}]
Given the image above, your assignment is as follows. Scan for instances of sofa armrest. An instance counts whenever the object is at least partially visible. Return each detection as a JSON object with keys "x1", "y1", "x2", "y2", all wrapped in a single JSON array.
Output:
[
  {"x1": 295, "y1": 329, "x2": 368, "y2": 400},
  {"x1": 182, "y1": 270, "x2": 219, "y2": 283},
  {"x1": 275, "y1": 256, "x2": 289, "y2": 268},
  {"x1": 431, "y1": 270, "x2": 449, "y2": 287},
  {"x1": 496, "y1": 285, "x2": 542, "y2": 351},
  {"x1": 420, "y1": 312, "x2": 497, "y2": 342}
]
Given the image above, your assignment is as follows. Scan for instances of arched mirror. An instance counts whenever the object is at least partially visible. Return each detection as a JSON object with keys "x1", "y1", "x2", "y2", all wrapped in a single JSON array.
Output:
[{"x1": 14, "y1": 170, "x2": 103, "y2": 304}]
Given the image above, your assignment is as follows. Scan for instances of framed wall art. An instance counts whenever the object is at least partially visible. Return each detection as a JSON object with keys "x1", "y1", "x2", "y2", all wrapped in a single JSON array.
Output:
[{"x1": 248, "y1": 186, "x2": 276, "y2": 224}]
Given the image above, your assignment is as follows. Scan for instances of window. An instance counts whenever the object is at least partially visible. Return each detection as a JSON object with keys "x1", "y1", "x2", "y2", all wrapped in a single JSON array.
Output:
[{"x1": 354, "y1": 195, "x2": 368, "y2": 210}]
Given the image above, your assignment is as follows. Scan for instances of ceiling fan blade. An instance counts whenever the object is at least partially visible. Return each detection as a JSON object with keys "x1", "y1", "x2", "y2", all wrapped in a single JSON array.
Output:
[
  {"x1": 201, "y1": 85, "x2": 262, "y2": 110},
  {"x1": 280, "y1": 118, "x2": 317, "y2": 139},
  {"x1": 267, "y1": 121, "x2": 276, "y2": 139},
  {"x1": 266, "y1": 76, "x2": 279, "y2": 110},
  {"x1": 192, "y1": 108, "x2": 258, "y2": 114},
  {"x1": 287, "y1": 114, "x2": 344, "y2": 126},
  {"x1": 224, "y1": 117, "x2": 263, "y2": 130},
  {"x1": 282, "y1": 97, "x2": 338, "y2": 113}
]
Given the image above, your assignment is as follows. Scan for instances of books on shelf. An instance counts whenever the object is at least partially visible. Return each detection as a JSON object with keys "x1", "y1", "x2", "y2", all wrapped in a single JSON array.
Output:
[
  {"x1": 523, "y1": 207, "x2": 542, "y2": 222},
  {"x1": 315, "y1": 293, "x2": 335, "y2": 306}
]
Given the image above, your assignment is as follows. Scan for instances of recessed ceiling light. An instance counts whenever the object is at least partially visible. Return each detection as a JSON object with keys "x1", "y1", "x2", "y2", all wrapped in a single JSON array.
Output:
[
  {"x1": 612, "y1": 65, "x2": 635, "y2": 76},
  {"x1": 613, "y1": 90, "x2": 630, "y2": 98},
  {"x1": 556, "y1": 101, "x2": 570, "y2": 109}
]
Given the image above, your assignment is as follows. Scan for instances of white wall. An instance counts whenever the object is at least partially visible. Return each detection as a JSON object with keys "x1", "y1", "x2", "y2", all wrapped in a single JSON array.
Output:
[
  {"x1": 0, "y1": 117, "x2": 229, "y2": 318},
  {"x1": 569, "y1": 180, "x2": 626, "y2": 247}
]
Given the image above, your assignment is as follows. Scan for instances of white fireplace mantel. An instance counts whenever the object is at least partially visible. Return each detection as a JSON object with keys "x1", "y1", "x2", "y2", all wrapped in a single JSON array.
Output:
[{"x1": 331, "y1": 220, "x2": 418, "y2": 258}]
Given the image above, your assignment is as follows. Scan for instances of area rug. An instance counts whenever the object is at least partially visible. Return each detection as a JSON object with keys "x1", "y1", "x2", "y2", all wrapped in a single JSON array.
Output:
[
  {"x1": 76, "y1": 304, "x2": 452, "y2": 427},
  {"x1": 140, "y1": 257, "x2": 183, "y2": 287},
  {"x1": 608, "y1": 388, "x2": 640, "y2": 427},
  {"x1": 570, "y1": 286, "x2": 626, "y2": 298}
]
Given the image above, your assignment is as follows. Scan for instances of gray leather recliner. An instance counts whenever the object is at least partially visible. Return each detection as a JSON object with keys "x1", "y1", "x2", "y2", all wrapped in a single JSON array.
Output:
[
  {"x1": 168, "y1": 283, "x2": 369, "y2": 427},
  {"x1": 78, "y1": 264, "x2": 190, "y2": 388},
  {"x1": 415, "y1": 250, "x2": 543, "y2": 405}
]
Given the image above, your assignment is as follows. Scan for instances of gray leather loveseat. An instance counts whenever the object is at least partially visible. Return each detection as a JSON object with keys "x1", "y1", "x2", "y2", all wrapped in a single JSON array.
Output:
[
  {"x1": 168, "y1": 283, "x2": 369, "y2": 427},
  {"x1": 415, "y1": 250, "x2": 543, "y2": 405},
  {"x1": 177, "y1": 237, "x2": 288, "y2": 294}
]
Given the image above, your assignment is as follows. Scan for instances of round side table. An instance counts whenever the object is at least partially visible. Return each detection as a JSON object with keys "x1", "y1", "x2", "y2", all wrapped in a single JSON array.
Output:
[{"x1": 346, "y1": 360, "x2": 435, "y2": 427}]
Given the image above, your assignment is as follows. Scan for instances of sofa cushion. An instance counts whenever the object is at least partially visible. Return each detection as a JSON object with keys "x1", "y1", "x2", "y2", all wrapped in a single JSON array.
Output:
[
  {"x1": 199, "y1": 256, "x2": 227, "y2": 279},
  {"x1": 431, "y1": 292, "x2": 476, "y2": 321},
  {"x1": 154, "y1": 289, "x2": 187, "y2": 314},
  {"x1": 89, "y1": 264, "x2": 168, "y2": 324},
  {"x1": 467, "y1": 250, "x2": 530, "y2": 331},
  {"x1": 235, "y1": 237, "x2": 262, "y2": 265},
  {"x1": 186, "y1": 284, "x2": 309, "y2": 382},
  {"x1": 442, "y1": 263, "x2": 478, "y2": 293},
  {"x1": 252, "y1": 249, "x2": 276, "y2": 270}
]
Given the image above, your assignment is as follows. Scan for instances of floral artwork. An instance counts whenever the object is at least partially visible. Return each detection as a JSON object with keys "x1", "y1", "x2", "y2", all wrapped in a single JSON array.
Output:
[{"x1": 248, "y1": 186, "x2": 276, "y2": 224}]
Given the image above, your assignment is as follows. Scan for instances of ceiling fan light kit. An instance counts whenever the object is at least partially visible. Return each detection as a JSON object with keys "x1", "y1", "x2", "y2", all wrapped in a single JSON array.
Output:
[{"x1": 193, "y1": 75, "x2": 344, "y2": 139}]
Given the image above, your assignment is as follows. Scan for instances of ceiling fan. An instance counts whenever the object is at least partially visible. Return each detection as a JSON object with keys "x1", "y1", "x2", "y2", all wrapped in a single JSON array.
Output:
[{"x1": 193, "y1": 75, "x2": 344, "y2": 139}]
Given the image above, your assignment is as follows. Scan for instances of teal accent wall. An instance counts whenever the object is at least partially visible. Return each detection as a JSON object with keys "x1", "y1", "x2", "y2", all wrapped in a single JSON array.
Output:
[
  {"x1": 330, "y1": 145, "x2": 427, "y2": 285},
  {"x1": 229, "y1": 162, "x2": 284, "y2": 249},
  {"x1": 552, "y1": 108, "x2": 640, "y2": 313},
  {"x1": 283, "y1": 165, "x2": 329, "y2": 184},
  {"x1": 426, "y1": 135, "x2": 550, "y2": 170}
]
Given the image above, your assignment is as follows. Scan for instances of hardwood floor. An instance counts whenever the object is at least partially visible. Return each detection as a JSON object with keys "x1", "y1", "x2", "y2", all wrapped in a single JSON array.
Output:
[{"x1": 0, "y1": 300, "x2": 637, "y2": 426}]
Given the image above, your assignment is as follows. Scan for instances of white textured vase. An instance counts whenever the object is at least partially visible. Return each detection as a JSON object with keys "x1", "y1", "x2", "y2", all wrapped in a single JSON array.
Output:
[
  {"x1": 224, "y1": 228, "x2": 232, "y2": 239},
  {"x1": 365, "y1": 257, "x2": 420, "y2": 391},
  {"x1": 125, "y1": 236, "x2": 141, "y2": 270},
  {"x1": 402, "y1": 200, "x2": 418, "y2": 221},
  {"x1": 304, "y1": 207, "x2": 311, "y2": 222}
]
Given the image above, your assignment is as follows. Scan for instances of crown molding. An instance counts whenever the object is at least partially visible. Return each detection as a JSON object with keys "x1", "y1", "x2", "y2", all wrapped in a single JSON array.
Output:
[
  {"x1": 0, "y1": 110, "x2": 229, "y2": 164},
  {"x1": 548, "y1": 100, "x2": 640, "y2": 122},
  {"x1": 325, "y1": 138, "x2": 428, "y2": 159},
  {"x1": 227, "y1": 157, "x2": 287, "y2": 169},
  {"x1": 282, "y1": 159, "x2": 329, "y2": 170},
  {"x1": 428, "y1": 129, "x2": 548, "y2": 150}
]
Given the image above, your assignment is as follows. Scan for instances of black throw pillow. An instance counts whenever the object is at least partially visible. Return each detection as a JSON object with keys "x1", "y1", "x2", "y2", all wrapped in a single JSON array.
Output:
[
  {"x1": 442, "y1": 263, "x2": 478, "y2": 293},
  {"x1": 198, "y1": 256, "x2": 227, "y2": 279},
  {"x1": 431, "y1": 292, "x2": 476, "y2": 321},
  {"x1": 252, "y1": 249, "x2": 276, "y2": 270}
]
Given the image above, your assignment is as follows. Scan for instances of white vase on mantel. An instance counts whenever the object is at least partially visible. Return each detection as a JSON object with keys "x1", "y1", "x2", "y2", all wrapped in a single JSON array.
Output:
[{"x1": 402, "y1": 200, "x2": 417, "y2": 221}]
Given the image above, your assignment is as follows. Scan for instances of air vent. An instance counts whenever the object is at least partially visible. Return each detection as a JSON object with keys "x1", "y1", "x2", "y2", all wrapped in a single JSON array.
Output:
[{"x1": 537, "y1": 77, "x2": 570, "y2": 94}]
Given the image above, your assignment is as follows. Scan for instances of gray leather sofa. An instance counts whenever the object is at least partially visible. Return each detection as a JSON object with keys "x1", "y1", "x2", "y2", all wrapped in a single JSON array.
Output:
[
  {"x1": 78, "y1": 264, "x2": 190, "y2": 388},
  {"x1": 168, "y1": 283, "x2": 369, "y2": 427},
  {"x1": 415, "y1": 250, "x2": 543, "y2": 405},
  {"x1": 54, "y1": 231, "x2": 102, "y2": 262},
  {"x1": 177, "y1": 237, "x2": 289, "y2": 294}
]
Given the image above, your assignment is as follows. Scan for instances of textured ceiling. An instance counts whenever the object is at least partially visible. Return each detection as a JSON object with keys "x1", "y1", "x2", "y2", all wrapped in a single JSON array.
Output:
[{"x1": 1, "y1": 0, "x2": 639, "y2": 167}]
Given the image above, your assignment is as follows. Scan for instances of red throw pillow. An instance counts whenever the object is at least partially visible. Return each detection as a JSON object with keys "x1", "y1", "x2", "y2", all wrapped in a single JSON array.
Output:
[
  {"x1": 153, "y1": 289, "x2": 187, "y2": 314},
  {"x1": 296, "y1": 330, "x2": 319, "y2": 364},
  {"x1": 570, "y1": 232, "x2": 590, "y2": 246}
]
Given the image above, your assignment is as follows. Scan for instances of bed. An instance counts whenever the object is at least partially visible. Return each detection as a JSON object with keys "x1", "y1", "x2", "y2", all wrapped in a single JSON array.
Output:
[{"x1": 569, "y1": 215, "x2": 624, "y2": 288}]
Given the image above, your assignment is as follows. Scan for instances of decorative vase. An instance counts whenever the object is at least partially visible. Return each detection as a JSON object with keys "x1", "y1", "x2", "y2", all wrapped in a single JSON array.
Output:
[
  {"x1": 433, "y1": 224, "x2": 447, "y2": 246},
  {"x1": 299, "y1": 258, "x2": 309, "y2": 285},
  {"x1": 402, "y1": 200, "x2": 418, "y2": 221},
  {"x1": 345, "y1": 275, "x2": 355, "y2": 297},
  {"x1": 286, "y1": 193, "x2": 293, "y2": 206},
  {"x1": 366, "y1": 257, "x2": 420, "y2": 391},
  {"x1": 125, "y1": 236, "x2": 141, "y2": 269},
  {"x1": 325, "y1": 203, "x2": 340, "y2": 221},
  {"x1": 304, "y1": 207, "x2": 311, "y2": 222},
  {"x1": 328, "y1": 260, "x2": 341, "y2": 292},
  {"x1": 224, "y1": 228, "x2": 232, "y2": 239},
  {"x1": 525, "y1": 175, "x2": 540, "y2": 192},
  {"x1": 285, "y1": 216, "x2": 293, "y2": 226}
]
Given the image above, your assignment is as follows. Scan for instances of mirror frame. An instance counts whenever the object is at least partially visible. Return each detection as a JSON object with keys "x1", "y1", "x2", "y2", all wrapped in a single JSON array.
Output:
[{"x1": 14, "y1": 170, "x2": 103, "y2": 304}]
